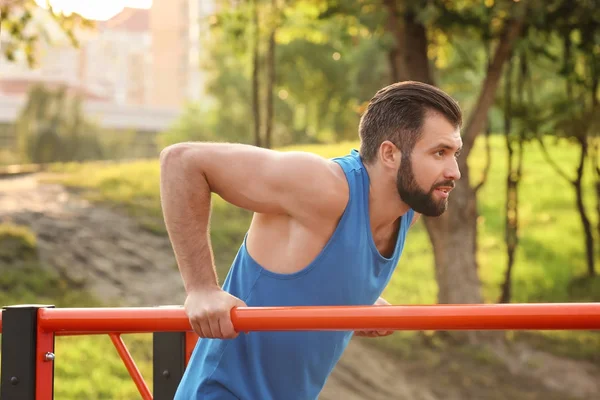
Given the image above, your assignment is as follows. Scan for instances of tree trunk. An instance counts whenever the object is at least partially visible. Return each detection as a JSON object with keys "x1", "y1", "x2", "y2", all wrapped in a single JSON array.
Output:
[
  {"x1": 573, "y1": 137, "x2": 596, "y2": 276},
  {"x1": 591, "y1": 74, "x2": 600, "y2": 261},
  {"x1": 500, "y1": 55, "x2": 515, "y2": 304},
  {"x1": 461, "y1": 18, "x2": 524, "y2": 159},
  {"x1": 403, "y1": 9, "x2": 432, "y2": 84},
  {"x1": 424, "y1": 17, "x2": 523, "y2": 311},
  {"x1": 383, "y1": 0, "x2": 410, "y2": 82},
  {"x1": 383, "y1": 1, "x2": 432, "y2": 84},
  {"x1": 595, "y1": 149, "x2": 600, "y2": 254},
  {"x1": 382, "y1": 4, "x2": 524, "y2": 315},
  {"x1": 251, "y1": 0, "x2": 262, "y2": 147},
  {"x1": 425, "y1": 166, "x2": 482, "y2": 304},
  {"x1": 500, "y1": 53, "x2": 527, "y2": 303},
  {"x1": 265, "y1": 0, "x2": 277, "y2": 149},
  {"x1": 565, "y1": 40, "x2": 595, "y2": 277}
]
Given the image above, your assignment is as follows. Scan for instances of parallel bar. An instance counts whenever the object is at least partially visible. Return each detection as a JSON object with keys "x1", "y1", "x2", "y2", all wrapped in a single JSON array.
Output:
[
  {"x1": 109, "y1": 333, "x2": 153, "y2": 400},
  {"x1": 37, "y1": 303, "x2": 600, "y2": 333},
  {"x1": 39, "y1": 307, "x2": 190, "y2": 333},
  {"x1": 232, "y1": 303, "x2": 600, "y2": 331}
]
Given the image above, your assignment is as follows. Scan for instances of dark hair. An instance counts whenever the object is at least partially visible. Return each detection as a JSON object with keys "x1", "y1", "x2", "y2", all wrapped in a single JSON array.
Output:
[{"x1": 358, "y1": 81, "x2": 462, "y2": 163}]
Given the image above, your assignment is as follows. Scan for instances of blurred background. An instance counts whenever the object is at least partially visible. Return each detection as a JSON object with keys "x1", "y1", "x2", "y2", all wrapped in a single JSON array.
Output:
[{"x1": 0, "y1": 0, "x2": 599, "y2": 399}]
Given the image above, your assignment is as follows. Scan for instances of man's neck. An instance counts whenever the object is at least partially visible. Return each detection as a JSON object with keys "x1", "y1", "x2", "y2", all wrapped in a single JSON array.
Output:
[{"x1": 364, "y1": 163, "x2": 411, "y2": 231}]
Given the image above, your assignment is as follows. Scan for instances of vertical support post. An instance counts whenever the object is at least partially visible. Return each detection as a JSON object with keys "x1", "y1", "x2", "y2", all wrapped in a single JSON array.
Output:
[
  {"x1": 1, "y1": 305, "x2": 55, "y2": 400},
  {"x1": 152, "y1": 332, "x2": 186, "y2": 400},
  {"x1": 185, "y1": 331, "x2": 198, "y2": 366}
]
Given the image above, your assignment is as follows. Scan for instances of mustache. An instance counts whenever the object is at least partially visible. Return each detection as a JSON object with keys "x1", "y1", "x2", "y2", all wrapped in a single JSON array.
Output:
[{"x1": 433, "y1": 180, "x2": 455, "y2": 189}]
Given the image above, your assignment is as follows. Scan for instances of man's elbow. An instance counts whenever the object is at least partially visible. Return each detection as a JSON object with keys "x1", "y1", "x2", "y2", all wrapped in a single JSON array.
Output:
[{"x1": 160, "y1": 143, "x2": 202, "y2": 174}]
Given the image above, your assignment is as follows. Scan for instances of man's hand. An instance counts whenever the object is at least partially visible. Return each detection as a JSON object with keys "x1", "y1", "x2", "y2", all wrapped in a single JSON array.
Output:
[
  {"x1": 184, "y1": 287, "x2": 247, "y2": 339},
  {"x1": 353, "y1": 297, "x2": 394, "y2": 338}
]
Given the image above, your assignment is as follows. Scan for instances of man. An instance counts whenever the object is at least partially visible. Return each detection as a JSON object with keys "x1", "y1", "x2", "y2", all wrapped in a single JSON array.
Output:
[{"x1": 159, "y1": 81, "x2": 463, "y2": 399}]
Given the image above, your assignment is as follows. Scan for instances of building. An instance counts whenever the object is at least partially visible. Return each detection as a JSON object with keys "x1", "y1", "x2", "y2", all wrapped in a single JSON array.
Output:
[
  {"x1": 0, "y1": 0, "x2": 216, "y2": 158},
  {"x1": 149, "y1": 0, "x2": 216, "y2": 108}
]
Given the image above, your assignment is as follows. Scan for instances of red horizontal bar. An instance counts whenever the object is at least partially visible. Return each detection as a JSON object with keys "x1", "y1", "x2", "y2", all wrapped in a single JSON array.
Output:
[
  {"x1": 38, "y1": 307, "x2": 190, "y2": 334},
  {"x1": 233, "y1": 303, "x2": 600, "y2": 331},
  {"x1": 33, "y1": 303, "x2": 600, "y2": 334}
]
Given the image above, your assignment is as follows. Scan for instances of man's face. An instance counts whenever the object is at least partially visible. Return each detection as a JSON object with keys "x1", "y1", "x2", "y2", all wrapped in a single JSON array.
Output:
[{"x1": 396, "y1": 112, "x2": 462, "y2": 217}]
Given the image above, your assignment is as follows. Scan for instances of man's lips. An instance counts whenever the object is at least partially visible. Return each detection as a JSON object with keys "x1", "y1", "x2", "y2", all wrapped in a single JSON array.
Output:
[
  {"x1": 435, "y1": 186, "x2": 453, "y2": 193},
  {"x1": 433, "y1": 182, "x2": 455, "y2": 198},
  {"x1": 434, "y1": 181, "x2": 455, "y2": 193}
]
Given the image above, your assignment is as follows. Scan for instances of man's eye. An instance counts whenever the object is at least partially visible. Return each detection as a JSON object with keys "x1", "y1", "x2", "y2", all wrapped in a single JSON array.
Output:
[{"x1": 436, "y1": 150, "x2": 445, "y2": 157}]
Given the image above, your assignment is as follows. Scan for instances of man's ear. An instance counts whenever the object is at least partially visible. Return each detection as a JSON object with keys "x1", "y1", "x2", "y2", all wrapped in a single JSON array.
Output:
[{"x1": 378, "y1": 140, "x2": 401, "y2": 170}]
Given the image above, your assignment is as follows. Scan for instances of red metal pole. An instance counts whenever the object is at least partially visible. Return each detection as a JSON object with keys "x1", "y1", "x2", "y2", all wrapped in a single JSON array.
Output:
[
  {"x1": 35, "y1": 323, "x2": 55, "y2": 400},
  {"x1": 232, "y1": 303, "x2": 600, "y2": 331},
  {"x1": 39, "y1": 307, "x2": 190, "y2": 333},
  {"x1": 109, "y1": 334, "x2": 153, "y2": 400},
  {"x1": 37, "y1": 303, "x2": 600, "y2": 334},
  {"x1": 0, "y1": 310, "x2": 3, "y2": 333}
]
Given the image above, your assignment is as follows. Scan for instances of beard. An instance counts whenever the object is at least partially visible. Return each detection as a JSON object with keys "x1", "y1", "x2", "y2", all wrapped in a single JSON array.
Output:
[{"x1": 396, "y1": 156, "x2": 453, "y2": 217}]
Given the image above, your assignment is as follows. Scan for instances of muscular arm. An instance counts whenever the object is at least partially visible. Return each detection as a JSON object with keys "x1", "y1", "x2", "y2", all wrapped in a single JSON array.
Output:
[{"x1": 159, "y1": 142, "x2": 346, "y2": 293}]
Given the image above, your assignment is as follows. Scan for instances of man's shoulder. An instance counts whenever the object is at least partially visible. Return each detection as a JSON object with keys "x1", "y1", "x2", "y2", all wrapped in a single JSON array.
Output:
[{"x1": 317, "y1": 159, "x2": 350, "y2": 221}]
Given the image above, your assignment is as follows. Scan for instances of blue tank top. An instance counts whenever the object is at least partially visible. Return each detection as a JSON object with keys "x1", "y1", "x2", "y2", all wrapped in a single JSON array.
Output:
[{"x1": 175, "y1": 149, "x2": 415, "y2": 400}]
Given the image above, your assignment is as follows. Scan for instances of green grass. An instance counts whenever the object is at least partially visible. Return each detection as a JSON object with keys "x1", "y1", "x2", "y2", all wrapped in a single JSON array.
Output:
[
  {"x1": 0, "y1": 222, "x2": 152, "y2": 398},
  {"x1": 2, "y1": 136, "x2": 599, "y2": 398},
  {"x1": 52, "y1": 334, "x2": 153, "y2": 399}
]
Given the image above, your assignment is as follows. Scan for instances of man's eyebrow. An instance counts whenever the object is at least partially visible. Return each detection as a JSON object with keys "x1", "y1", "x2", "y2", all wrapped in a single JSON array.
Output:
[{"x1": 430, "y1": 143, "x2": 462, "y2": 152}]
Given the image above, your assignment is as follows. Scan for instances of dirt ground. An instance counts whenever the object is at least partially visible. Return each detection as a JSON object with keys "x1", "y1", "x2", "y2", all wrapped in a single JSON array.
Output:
[
  {"x1": 1, "y1": 174, "x2": 598, "y2": 400},
  {"x1": 0, "y1": 174, "x2": 185, "y2": 307}
]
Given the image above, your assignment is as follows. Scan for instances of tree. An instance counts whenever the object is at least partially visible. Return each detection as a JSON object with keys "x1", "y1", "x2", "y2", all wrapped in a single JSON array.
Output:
[
  {"x1": 16, "y1": 84, "x2": 103, "y2": 163},
  {"x1": 526, "y1": 0, "x2": 599, "y2": 277},
  {"x1": 264, "y1": 0, "x2": 280, "y2": 149},
  {"x1": 212, "y1": 0, "x2": 282, "y2": 148},
  {"x1": 0, "y1": 0, "x2": 93, "y2": 67},
  {"x1": 251, "y1": 0, "x2": 262, "y2": 147},
  {"x1": 498, "y1": 52, "x2": 527, "y2": 303},
  {"x1": 392, "y1": 1, "x2": 525, "y2": 312},
  {"x1": 316, "y1": 1, "x2": 524, "y2": 320},
  {"x1": 206, "y1": 0, "x2": 388, "y2": 146}
]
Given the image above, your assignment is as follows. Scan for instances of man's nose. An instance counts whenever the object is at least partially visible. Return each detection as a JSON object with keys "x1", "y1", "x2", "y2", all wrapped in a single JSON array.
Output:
[{"x1": 445, "y1": 159, "x2": 461, "y2": 181}]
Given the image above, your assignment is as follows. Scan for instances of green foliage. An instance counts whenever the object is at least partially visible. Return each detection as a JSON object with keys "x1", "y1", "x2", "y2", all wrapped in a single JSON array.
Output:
[
  {"x1": 0, "y1": 222, "x2": 37, "y2": 261},
  {"x1": 0, "y1": 222, "x2": 100, "y2": 307},
  {"x1": 0, "y1": 0, "x2": 94, "y2": 67},
  {"x1": 156, "y1": 103, "x2": 220, "y2": 149},
  {"x1": 94, "y1": 129, "x2": 140, "y2": 160},
  {"x1": 170, "y1": 0, "x2": 395, "y2": 147},
  {"x1": 187, "y1": 0, "x2": 595, "y2": 150},
  {"x1": 16, "y1": 84, "x2": 104, "y2": 164},
  {"x1": 0, "y1": 261, "x2": 99, "y2": 307}
]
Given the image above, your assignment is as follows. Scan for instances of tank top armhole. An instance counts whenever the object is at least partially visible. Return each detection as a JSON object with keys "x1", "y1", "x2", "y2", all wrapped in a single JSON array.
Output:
[
  {"x1": 252, "y1": 158, "x2": 356, "y2": 280},
  {"x1": 255, "y1": 182, "x2": 354, "y2": 280}
]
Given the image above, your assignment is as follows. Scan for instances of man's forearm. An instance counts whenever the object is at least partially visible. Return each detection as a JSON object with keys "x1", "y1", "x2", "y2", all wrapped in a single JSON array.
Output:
[{"x1": 160, "y1": 146, "x2": 219, "y2": 293}]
